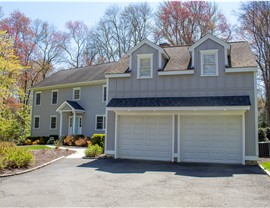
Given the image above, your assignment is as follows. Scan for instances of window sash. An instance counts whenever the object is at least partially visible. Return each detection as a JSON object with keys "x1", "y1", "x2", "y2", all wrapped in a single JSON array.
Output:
[
  {"x1": 52, "y1": 91, "x2": 58, "y2": 104},
  {"x1": 202, "y1": 54, "x2": 217, "y2": 75},
  {"x1": 96, "y1": 116, "x2": 105, "y2": 130},
  {"x1": 34, "y1": 117, "x2": 40, "y2": 128},
  {"x1": 139, "y1": 58, "x2": 151, "y2": 78},
  {"x1": 36, "y1": 93, "x2": 41, "y2": 105},
  {"x1": 50, "y1": 117, "x2": 57, "y2": 129},
  {"x1": 74, "y1": 89, "x2": 80, "y2": 100},
  {"x1": 103, "y1": 86, "x2": 107, "y2": 102}
]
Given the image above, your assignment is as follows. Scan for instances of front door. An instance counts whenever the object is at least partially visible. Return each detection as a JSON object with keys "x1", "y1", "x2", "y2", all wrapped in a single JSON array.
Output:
[{"x1": 68, "y1": 116, "x2": 82, "y2": 135}]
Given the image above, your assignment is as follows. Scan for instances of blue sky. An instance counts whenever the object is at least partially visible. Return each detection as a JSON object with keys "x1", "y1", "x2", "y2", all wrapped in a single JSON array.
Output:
[{"x1": 0, "y1": 1, "x2": 240, "y2": 30}]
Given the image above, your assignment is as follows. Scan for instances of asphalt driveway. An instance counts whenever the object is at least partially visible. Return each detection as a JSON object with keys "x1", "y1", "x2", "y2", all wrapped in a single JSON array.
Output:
[{"x1": 1, "y1": 158, "x2": 270, "y2": 207}]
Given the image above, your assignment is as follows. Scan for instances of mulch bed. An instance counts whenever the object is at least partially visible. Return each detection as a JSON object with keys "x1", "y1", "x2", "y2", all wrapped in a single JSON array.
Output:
[
  {"x1": 0, "y1": 148, "x2": 75, "y2": 176},
  {"x1": 258, "y1": 157, "x2": 270, "y2": 164}
]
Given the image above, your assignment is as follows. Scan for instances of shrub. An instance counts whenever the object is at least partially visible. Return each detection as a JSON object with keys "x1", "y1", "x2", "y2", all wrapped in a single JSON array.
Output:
[
  {"x1": 47, "y1": 137, "x2": 56, "y2": 144},
  {"x1": 85, "y1": 144, "x2": 103, "y2": 157},
  {"x1": 74, "y1": 134, "x2": 84, "y2": 140},
  {"x1": 259, "y1": 128, "x2": 267, "y2": 142},
  {"x1": 32, "y1": 140, "x2": 39, "y2": 145},
  {"x1": 91, "y1": 134, "x2": 105, "y2": 148},
  {"x1": 74, "y1": 138, "x2": 87, "y2": 147},
  {"x1": 266, "y1": 127, "x2": 270, "y2": 141},
  {"x1": 49, "y1": 135, "x2": 59, "y2": 140},
  {"x1": 63, "y1": 135, "x2": 75, "y2": 146},
  {"x1": 3, "y1": 148, "x2": 34, "y2": 168},
  {"x1": 0, "y1": 142, "x2": 16, "y2": 155},
  {"x1": 54, "y1": 139, "x2": 62, "y2": 149},
  {"x1": 25, "y1": 139, "x2": 32, "y2": 145},
  {"x1": 0, "y1": 157, "x2": 4, "y2": 171}
]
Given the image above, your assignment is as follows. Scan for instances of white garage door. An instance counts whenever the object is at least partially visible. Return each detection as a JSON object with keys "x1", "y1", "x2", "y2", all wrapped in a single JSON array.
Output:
[
  {"x1": 181, "y1": 115, "x2": 242, "y2": 164},
  {"x1": 118, "y1": 115, "x2": 172, "y2": 161}
]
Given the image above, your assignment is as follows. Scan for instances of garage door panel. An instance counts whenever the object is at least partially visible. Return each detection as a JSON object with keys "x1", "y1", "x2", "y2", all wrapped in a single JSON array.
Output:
[
  {"x1": 181, "y1": 115, "x2": 242, "y2": 164},
  {"x1": 118, "y1": 115, "x2": 172, "y2": 161}
]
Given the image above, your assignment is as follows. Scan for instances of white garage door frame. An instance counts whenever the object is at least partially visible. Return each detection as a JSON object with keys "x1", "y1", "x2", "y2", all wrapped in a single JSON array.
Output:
[
  {"x1": 177, "y1": 111, "x2": 246, "y2": 165},
  {"x1": 114, "y1": 113, "x2": 175, "y2": 162}
]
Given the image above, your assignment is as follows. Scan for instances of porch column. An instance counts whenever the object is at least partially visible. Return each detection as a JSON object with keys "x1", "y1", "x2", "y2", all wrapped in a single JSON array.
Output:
[
  {"x1": 72, "y1": 110, "x2": 76, "y2": 135},
  {"x1": 59, "y1": 112, "x2": 63, "y2": 138}
]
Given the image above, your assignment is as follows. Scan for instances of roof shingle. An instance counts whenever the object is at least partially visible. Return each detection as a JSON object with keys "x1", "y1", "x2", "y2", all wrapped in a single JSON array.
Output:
[{"x1": 107, "y1": 96, "x2": 251, "y2": 107}]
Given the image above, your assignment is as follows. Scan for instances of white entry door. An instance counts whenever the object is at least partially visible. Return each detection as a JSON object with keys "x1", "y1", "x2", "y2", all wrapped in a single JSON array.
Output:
[
  {"x1": 118, "y1": 115, "x2": 173, "y2": 161},
  {"x1": 68, "y1": 116, "x2": 82, "y2": 135},
  {"x1": 181, "y1": 115, "x2": 242, "y2": 164}
]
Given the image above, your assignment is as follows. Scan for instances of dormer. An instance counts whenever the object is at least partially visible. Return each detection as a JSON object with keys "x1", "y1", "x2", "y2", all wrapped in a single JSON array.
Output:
[
  {"x1": 126, "y1": 39, "x2": 169, "y2": 79},
  {"x1": 189, "y1": 34, "x2": 230, "y2": 76}
]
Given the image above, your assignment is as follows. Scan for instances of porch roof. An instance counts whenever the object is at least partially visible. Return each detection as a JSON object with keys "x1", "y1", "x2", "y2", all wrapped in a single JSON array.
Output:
[{"x1": 56, "y1": 100, "x2": 85, "y2": 112}]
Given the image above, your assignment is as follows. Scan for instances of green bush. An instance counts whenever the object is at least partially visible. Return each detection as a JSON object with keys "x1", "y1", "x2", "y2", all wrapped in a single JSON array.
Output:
[
  {"x1": 258, "y1": 128, "x2": 267, "y2": 142},
  {"x1": 0, "y1": 142, "x2": 16, "y2": 155},
  {"x1": 3, "y1": 148, "x2": 34, "y2": 168},
  {"x1": 266, "y1": 127, "x2": 270, "y2": 141},
  {"x1": 0, "y1": 142, "x2": 34, "y2": 169},
  {"x1": 85, "y1": 144, "x2": 103, "y2": 157},
  {"x1": 91, "y1": 134, "x2": 105, "y2": 148}
]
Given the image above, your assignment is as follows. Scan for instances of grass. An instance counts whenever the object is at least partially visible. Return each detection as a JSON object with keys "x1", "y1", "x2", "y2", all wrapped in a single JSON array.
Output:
[
  {"x1": 261, "y1": 162, "x2": 270, "y2": 171},
  {"x1": 19, "y1": 145, "x2": 52, "y2": 151}
]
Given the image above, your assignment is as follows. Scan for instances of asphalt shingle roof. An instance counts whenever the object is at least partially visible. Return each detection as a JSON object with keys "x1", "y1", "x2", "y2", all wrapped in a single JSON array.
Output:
[
  {"x1": 66, "y1": 100, "x2": 85, "y2": 110},
  {"x1": 107, "y1": 96, "x2": 251, "y2": 107},
  {"x1": 32, "y1": 62, "x2": 114, "y2": 88}
]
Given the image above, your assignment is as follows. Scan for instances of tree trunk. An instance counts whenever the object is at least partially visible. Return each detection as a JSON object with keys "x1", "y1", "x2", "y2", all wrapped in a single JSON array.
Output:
[{"x1": 265, "y1": 81, "x2": 270, "y2": 126}]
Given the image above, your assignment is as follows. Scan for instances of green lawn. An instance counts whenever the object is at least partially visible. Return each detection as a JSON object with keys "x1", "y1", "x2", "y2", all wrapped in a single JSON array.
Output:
[
  {"x1": 20, "y1": 145, "x2": 52, "y2": 151},
  {"x1": 261, "y1": 162, "x2": 270, "y2": 171}
]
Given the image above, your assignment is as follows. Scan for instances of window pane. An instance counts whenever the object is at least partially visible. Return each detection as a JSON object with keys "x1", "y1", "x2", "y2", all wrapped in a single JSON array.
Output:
[
  {"x1": 96, "y1": 116, "x2": 104, "y2": 130},
  {"x1": 36, "y1": 93, "x2": 41, "y2": 105},
  {"x1": 203, "y1": 64, "x2": 216, "y2": 75},
  {"x1": 51, "y1": 117, "x2": 56, "y2": 129},
  {"x1": 140, "y1": 59, "x2": 150, "y2": 67},
  {"x1": 203, "y1": 55, "x2": 215, "y2": 64},
  {"x1": 103, "y1": 86, "x2": 107, "y2": 102},
  {"x1": 34, "y1": 117, "x2": 39, "y2": 128},
  {"x1": 52, "y1": 91, "x2": 58, "y2": 104},
  {"x1": 74, "y1": 89, "x2": 80, "y2": 100},
  {"x1": 140, "y1": 68, "x2": 151, "y2": 77}
]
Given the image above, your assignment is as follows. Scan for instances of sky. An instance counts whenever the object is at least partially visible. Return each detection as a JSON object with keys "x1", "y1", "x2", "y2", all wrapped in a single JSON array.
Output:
[{"x1": 0, "y1": 1, "x2": 241, "y2": 31}]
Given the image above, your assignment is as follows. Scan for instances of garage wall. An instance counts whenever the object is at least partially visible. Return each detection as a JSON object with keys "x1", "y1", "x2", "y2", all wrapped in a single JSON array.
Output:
[{"x1": 106, "y1": 39, "x2": 257, "y2": 157}]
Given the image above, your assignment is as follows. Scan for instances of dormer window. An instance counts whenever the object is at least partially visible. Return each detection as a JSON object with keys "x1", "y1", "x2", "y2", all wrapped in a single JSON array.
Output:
[
  {"x1": 137, "y1": 54, "x2": 153, "y2": 79},
  {"x1": 200, "y1": 50, "x2": 218, "y2": 76}
]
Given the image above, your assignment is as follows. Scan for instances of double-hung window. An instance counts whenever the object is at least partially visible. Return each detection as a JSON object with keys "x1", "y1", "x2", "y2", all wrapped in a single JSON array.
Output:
[
  {"x1": 200, "y1": 50, "x2": 218, "y2": 76},
  {"x1": 50, "y1": 116, "x2": 57, "y2": 130},
  {"x1": 51, "y1": 90, "x2": 58, "y2": 105},
  {"x1": 137, "y1": 54, "x2": 153, "y2": 79},
  {"x1": 73, "y1": 88, "x2": 80, "y2": 100},
  {"x1": 102, "y1": 85, "x2": 107, "y2": 102},
  {"x1": 34, "y1": 116, "x2": 40, "y2": 129},
  {"x1": 35, "y1": 92, "x2": 41, "y2": 106},
  {"x1": 96, "y1": 115, "x2": 106, "y2": 130}
]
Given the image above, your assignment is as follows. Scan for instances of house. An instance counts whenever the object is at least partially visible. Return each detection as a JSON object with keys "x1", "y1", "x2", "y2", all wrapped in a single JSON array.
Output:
[{"x1": 31, "y1": 34, "x2": 258, "y2": 164}]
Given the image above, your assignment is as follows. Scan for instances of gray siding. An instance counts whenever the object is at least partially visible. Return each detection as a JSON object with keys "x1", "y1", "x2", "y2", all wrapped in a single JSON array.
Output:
[
  {"x1": 31, "y1": 83, "x2": 106, "y2": 137},
  {"x1": 107, "y1": 39, "x2": 257, "y2": 157}
]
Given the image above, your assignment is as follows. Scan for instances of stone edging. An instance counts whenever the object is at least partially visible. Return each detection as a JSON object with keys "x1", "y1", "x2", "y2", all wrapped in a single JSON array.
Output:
[
  {"x1": 258, "y1": 164, "x2": 270, "y2": 177},
  {"x1": 0, "y1": 156, "x2": 65, "y2": 178}
]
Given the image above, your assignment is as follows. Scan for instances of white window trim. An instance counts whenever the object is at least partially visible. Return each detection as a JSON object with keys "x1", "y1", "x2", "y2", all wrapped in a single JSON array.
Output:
[
  {"x1": 137, "y1": 54, "x2": 153, "y2": 79},
  {"x1": 50, "y1": 115, "x2": 57, "y2": 130},
  {"x1": 200, "y1": 49, "x2": 219, "y2": 77},
  {"x1": 102, "y1": 85, "x2": 107, "y2": 102},
  {"x1": 35, "y1": 91, "x2": 42, "y2": 106},
  {"x1": 33, "y1": 115, "x2": 40, "y2": 129},
  {"x1": 95, "y1": 115, "x2": 106, "y2": 131},
  {"x1": 73, "y1": 87, "x2": 81, "y2": 101},
  {"x1": 51, "y1": 90, "x2": 58, "y2": 105}
]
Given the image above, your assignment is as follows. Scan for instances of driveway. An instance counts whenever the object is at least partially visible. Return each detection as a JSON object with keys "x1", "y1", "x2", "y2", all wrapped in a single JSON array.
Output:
[{"x1": 1, "y1": 158, "x2": 270, "y2": 207}]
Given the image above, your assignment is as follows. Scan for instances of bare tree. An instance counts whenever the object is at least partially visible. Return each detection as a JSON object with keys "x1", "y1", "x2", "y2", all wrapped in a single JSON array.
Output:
[
  {"x1": 154, "y1": 1, "x2": 232, "y2": 45},
  {"x1": 91, "y1": 2, "x2": 153, "y2": 63},
  {"x1": 59, "y1": 21, "x2": 90, "y2": 68},
  {"x1": 237, "y1": 1, "x2": 270, "y2": 125}
]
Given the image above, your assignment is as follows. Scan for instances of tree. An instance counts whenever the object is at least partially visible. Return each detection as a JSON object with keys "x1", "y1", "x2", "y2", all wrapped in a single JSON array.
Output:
[
  {"x1": 237, "y1": 2, "x2": 270, "y2": 125},
  {"x1": 154, "y1": 1, "x2": 232, "y2": 45},
  {"x1": 0, "y1": 31, "x2": 29, "y2": 143},
  {"x1": 91, "y1": 2, "x2": 153, "y2": 63},
  {"x1": 59, "y1": 20, "x2": 91, "y2": 68}
]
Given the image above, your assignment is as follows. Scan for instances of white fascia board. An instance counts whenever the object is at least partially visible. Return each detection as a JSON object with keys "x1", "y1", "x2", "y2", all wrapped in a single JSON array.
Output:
[
  {"x1": 158, "y1": 70, "x2": 194, "y2": 76},
  {"x1": 225, "y1": 67, "x2": 258, "y2": 73},
  {"x1": 127, "y1": 39, "x2": 164, "y2": 55},
  {"x1": 105, "y1": 73, "x2": 131, "y2": 78},
  {"x1": 56, "y1": 101, "x2": 85, "y2": 113},
  {"x1": 31, "y1": 79, "x2": 107, "y2": 91},
  {"x1": 189, "y1": 34, "x2": 230, "y2": 51},
  {"x1": 107, "y1": 106, "x2": 250, "y2": 112}
]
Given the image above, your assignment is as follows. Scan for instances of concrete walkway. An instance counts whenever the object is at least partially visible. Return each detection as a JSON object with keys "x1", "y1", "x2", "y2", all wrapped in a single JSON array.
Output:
[{"x1": 47, "y1": 145, "x2": 86, "y2": 158}]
